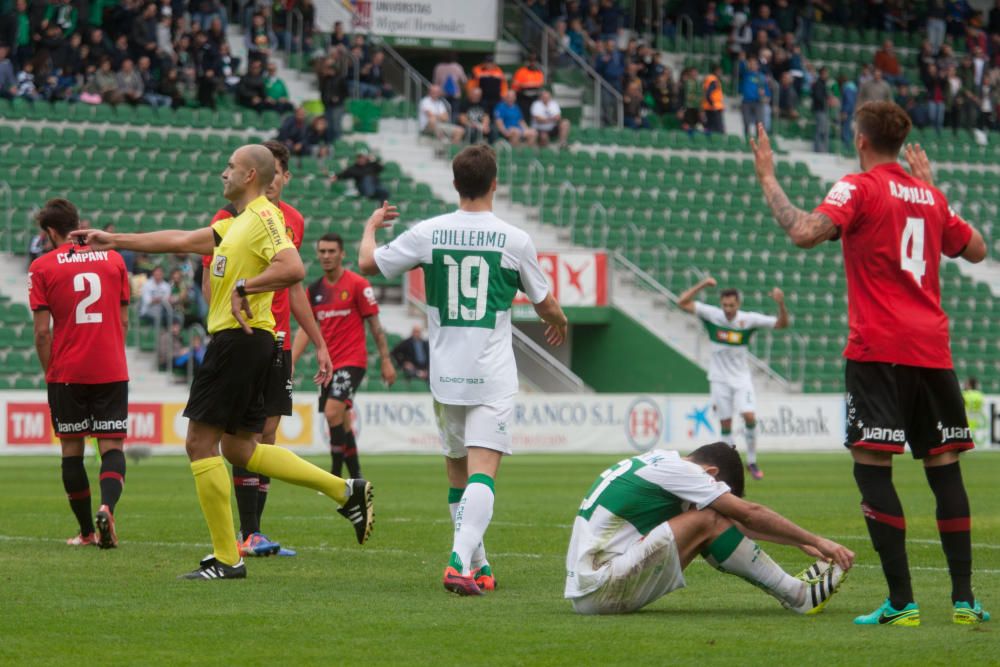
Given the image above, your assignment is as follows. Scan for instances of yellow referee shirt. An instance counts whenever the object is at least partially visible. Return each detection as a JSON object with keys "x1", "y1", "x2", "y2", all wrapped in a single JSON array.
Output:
[{"x1": 206, "y1": 195, "x2": 296, "y2": 334}]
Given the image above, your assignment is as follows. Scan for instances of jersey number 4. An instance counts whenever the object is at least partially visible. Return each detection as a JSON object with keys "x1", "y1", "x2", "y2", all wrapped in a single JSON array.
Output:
[
  {"x1": 900, "y1": 217, "x2": 927, "y2": 287},
  {"x1": 73, "y1": 272, "x2": 103, "y2": 324}
]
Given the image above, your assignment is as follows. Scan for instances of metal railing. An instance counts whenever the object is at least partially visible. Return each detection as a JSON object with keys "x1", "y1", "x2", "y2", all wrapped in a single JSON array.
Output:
[
  {"x1": 525, "y1": 160, "x2": 545, "y2": 208},
  {"x1": 553, "y1": 180, "x2": 577, "y2": 228},
  {"x1": 504, "y1": 0, "x2": 624, "y2": 128},
  {"x1": 368, "y1": 35, "x2": 433, "y2": 134},
  {"x1": 405, "y1": 294, "x2": 588, "y2": 393}
]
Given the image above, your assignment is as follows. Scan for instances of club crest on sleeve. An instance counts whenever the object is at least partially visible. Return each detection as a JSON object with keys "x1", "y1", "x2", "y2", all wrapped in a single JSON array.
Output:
[{"x1": 824, "y1": 181, "x2": 856, "y2": 207}]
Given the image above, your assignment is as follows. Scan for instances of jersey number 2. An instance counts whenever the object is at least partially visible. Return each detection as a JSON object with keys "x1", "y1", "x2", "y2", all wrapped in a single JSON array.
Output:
[
  {"x1": 900, "y1": 217, "x2": 926, "y2": 286},
  {"x1": 73, "y1": 272, "x2": 103, "y2": 324}
]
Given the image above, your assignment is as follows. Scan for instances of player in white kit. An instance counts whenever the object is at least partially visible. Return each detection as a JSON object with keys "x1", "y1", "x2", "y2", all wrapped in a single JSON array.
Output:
[
  {"x1": 679, "y1": 277, "x2": 789, "y2": 480},
  {"x1": 359, "y1": 145, "x2": 569, "y2": 596},
  {"x1": 565, "y1": 442, "x2": 854, "y2": 615}
]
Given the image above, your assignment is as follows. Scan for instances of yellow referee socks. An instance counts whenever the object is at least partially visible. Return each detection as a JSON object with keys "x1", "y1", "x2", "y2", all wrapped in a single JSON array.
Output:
[
  {"x1": 190, "y1": 456, "x2": 240, "y2": 566},
  {"x1": 246, "y1": 444, "x2": 349, "y2": 505}
]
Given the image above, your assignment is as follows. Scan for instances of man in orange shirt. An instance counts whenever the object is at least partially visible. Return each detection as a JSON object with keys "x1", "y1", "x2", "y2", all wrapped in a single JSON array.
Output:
[
  {"x1": 702, "y1": 63, "x2": 726, "y2": 134},
  {"x1": 512, "y1": 52, "x2": 546, "y2": 120},
  {"x1": 469, "y1": 54, "x2": 507, "y2": 116}
]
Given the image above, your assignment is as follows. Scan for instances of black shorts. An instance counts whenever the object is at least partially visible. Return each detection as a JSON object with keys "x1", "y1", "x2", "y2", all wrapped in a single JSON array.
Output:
[
  {"x1": 263, "y1": 349, "x2": 293, "y2": 417},
  {"x1": 184, "y1": 328, "x2": 272, "y2": 435},
  {"x1": 318, "y1": 366, "x2": 366, "y2": 412},
  {"x1": 48, "y1": 381, "x2": 128, "y2": 439},
  {"x1": 844, "y1": 360, "x2": 974, "y2": 459},
  {"x1": 683, "y1": 108, "x2": 700, "y2": 126}
]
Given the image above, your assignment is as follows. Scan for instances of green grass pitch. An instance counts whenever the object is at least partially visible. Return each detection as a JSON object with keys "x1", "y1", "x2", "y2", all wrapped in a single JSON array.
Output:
[{"x1": 1, "y1": 452, "x2": 996, "y2": 665}]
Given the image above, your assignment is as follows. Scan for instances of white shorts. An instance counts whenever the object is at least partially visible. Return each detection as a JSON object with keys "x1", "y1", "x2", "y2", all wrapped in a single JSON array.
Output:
[
  {"x1": 710, "y1": 381, "x2": 756, "y2": 421},
  {"x1": 570, "y1": 522, "x2": 686, "y2": 615},
  {"x1": 434, "y1": 398, "x2": 514, "y2": 458}
]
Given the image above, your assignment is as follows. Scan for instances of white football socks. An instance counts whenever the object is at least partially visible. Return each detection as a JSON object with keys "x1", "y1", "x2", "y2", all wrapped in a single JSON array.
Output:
[
  {"x1": 745, "y1": 423, "x2": 758, "y2": 465},
  {"x1": 450, "y1": 496, "x2": 487, "y2": 569},
  {"x1": 450, "y1": 475, "x2": 494, "y2": 575},
  {"x1": 705, "y1": 528, "x2": 804, "y2": 606}
]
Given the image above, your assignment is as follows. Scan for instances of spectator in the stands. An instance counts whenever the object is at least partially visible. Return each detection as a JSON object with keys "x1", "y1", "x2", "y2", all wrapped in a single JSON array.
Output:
[
  {"x1": 236, "y1": 58, "x2": 268, "y2": 110},
  {"x1": 895, "y1": 83, "x2": 927, "y2": 128},
  {"x1": 728, "y1": 12, "x2": 752, "y2": 64},
  {"x1": 701, "y1": 62, "x2": 725, "y2": 134},
  {"x1": 117, "y1": 57, "x2": 144, "y2": 105},
  {"x1": 331, "y1": 20, "x2": 349, "y2": 48},
  {"x1": 433, "y1": 51, "x2": 467, "y2": 117},
  {"x1": 0, "y1": 46, "x2": 17, "y2": 99},
  {"x1": 330, "y1": 153, "x2": 389, "y2": 202},
  {"x1": 679, "y1": 66, "x2": 702, "y2": 132},
  {"x1": 739, "y1": 55, "x2": 767, "y2": 137},
  {"x1": 264, "y1": 61, "x2": 293, "y2": 113},
  {"x1": 27, "y1": 230, "x2": 53, "y2": 266},
  {"x1": 857, "y1": 68, "x2": 892, "y2": 106},
  {"x1": 42, "y1": 0, "x2": 77, "y2": 36},
  {"x1": 597, "y1": 0, "x2": 622, "y2": 37},
  {"x1": 173, "y1": 330, "x2": 207, "y2": 373},
  {"x1": 137, "y1": 55, "x2": 170, "y2": 107},
  {"x1": 358, "y1": 50, "x2": 393, "y2": 98},
  {"x1": 772, "y1": 0, "x2": 797, "y2": 34},
  {"x1": 923, "y1": 62, "x2": 947, "y2": 133},
  {"x1": 130, "y1": 2, "x2": 160, "y2": 62},
  {"x1": 206, "y1": 16, "x2": 227, "y2": 49},
  {"x1": 952, "y1": 57, "x2": 979, "y2": 132},
  {"x1": 458, "y1": 86, "x2": 491, "y2": 144},
  {"x1": 778, "y1": 71, "x2": 799, "y2": 119},
  {"x1": 158, "y1": 321, "x2": 184, "y2": 371},
  {"x1": 696, "y1": 1, "x2": 719, "y2": 36},
  {"x1": 218, "y1": 42, "x2": 241, "y2": 89},
  {"x1": 512, "y1": 52, "x2": 546, "y2": 120},
  {"x1": 277, "y1": 106, "x2": 311, "y2": 156},
  {"x1": 927, "y1": 0, "x2": 948, "y2": 53},
  {"x1": 750, "y1": 3, "x2": 780, "y2": 40},
  {"x1": 566, "y1": 17, "x2": 589, "y2": 57},
  {"x1": 305, "y1": 115, "x2": 330, "y2": 158},
  {"x1": 319, "y1": 57, "x2": 348, "y2": 141},
  {"x1": 469, "y1": 54, "x2": 507, "y2": 116},
  {"x1": 159, "y1": 65, "x2": 186, "y2": 108},
  {"x1": 811, "y1": 66, "x2": 834, "y2": 153},
  {"x1": 191, "y1": 0, "x2": 228, "y2": 31},
  {"x1": 874, "y1": 39, "x2": 905, "y2": 86},
  {"x1": 419, "y1": 84, "x2": 462, "y2": 142},
  {"x1": 392, "y1": 325, "x2": 429, "y2": 382},
  {"x1": 530, "y1": 88, "x2": 570, "y2": 147},
  {"x1": 86, "y1": 56, "x2": 122, "y2": 104},
  {"x1": 494, "y1": 89, "x2": 537, "y2": 145},
  {"x1": 622, "y1": 78, "x2": 648, "y2": 129},
  {"x1": 246, "y1": 12, "x2": 276, "y2": 65},
  {"x1": 593, "y1": 37, "x2": 624, "y2": 91},
  {"x1": 649, "y1": 68, "x2": 677, "y2": 118},
  {"x1": 140, "y1": 265, "x2": 174, "y2": 328}
]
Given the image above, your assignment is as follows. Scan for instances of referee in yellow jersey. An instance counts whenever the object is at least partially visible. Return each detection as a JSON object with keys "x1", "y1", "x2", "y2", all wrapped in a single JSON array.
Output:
[{"x1": 76, "y1": 144, "x2": 377, "y2": 579}]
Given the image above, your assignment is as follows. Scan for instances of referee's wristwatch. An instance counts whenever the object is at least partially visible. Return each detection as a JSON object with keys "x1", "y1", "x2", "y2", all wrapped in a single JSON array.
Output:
[{"x1": 235, "y1": 279, "x2": 248, "y2": 298}]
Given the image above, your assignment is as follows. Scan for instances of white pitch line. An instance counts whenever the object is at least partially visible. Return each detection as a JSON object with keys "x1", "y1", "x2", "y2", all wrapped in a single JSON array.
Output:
[{"x1": 828, "y1": 535, "x2": 1000, "y2": 550}]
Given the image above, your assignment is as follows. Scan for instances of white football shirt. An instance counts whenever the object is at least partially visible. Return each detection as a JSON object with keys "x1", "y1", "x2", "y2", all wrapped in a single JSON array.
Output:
[
  {"x1": 374, "y1": 210, "x2": 550, "y2": 405},
  {"x1": 565, "y1": 450, "x2": 730, "y2": 599},
  {"x1": 694, "y1": 302, "x2": 777, "y2": 385}
]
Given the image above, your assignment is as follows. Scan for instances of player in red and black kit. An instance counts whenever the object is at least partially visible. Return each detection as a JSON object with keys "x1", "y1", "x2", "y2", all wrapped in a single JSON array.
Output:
[
  {"x1": 200, "y1": 140, "x2": 333, "y2": 558},
  {"x1": 751, "y1": 103, "x2": 990, "y2": 626},
  {"x1": 292, "y1": 232, "x2": 396, "y2": 478},
  {"x1": 28, "y1": 199, "x2": 131, "y2": 550}
]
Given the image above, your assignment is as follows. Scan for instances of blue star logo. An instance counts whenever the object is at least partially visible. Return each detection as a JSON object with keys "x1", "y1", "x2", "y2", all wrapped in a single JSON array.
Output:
[{"x1": 686, "y1": 405, "x2": 714, "y2": 437}]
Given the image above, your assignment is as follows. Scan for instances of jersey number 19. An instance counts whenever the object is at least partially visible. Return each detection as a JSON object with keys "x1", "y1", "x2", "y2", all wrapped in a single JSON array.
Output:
[{"x1": 428, "y1": 249, "x2": 512, "y2": 329}]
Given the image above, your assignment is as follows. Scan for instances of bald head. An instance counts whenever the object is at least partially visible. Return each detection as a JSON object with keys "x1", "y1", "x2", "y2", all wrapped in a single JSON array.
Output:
[{"x1": 223, "y1": 144, "x2": 277, "y2": 204}]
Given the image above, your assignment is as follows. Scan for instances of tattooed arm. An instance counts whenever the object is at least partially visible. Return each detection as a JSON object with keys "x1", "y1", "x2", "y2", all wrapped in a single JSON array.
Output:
[{"x1": 749, "y1": 123, "x2": 839, "y2": 249}]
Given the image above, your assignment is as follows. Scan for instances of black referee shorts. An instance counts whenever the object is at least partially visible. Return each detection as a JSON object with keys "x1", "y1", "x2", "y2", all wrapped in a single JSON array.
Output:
[
  {"x1": 48, "y1": 381, "x2": 128, "y2": 439},
  {"x1": 263, "y1": 349, "x2": 293, "y2": 418},
  {"x1": 844, "y1": 360, "x2": 974, "y2": 459},
  {"x1": 184, "y1": 328, "x2": 273, "y2": 435}
]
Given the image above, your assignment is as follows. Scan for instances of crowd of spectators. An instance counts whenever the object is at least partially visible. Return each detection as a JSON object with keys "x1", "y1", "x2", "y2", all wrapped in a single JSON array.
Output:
[
  {"x1": 422, "y1": 51, "x2": 572, "y2": 148},
  {"x1": 0, "y1": 0, "x2": 315, "y2": 113}
]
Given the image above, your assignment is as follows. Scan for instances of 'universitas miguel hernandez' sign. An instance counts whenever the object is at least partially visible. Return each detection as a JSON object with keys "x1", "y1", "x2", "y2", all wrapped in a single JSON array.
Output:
[{"x1": 316, "y1": 0, "x2": 499, "y2": 51}]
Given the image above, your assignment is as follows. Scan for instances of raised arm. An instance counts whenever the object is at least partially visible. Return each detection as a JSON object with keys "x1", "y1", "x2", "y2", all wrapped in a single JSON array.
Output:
[
  {"x1": 905, "y1": 143, "x2": 988, "y2": 264},
  {"x1": 73, "y1": 226, "x2": 216, "y2": 255},
  {"x1": 677, "y1": 276, "x2": 716, "y2": 313},
  {"x1": 710, "y1": 492, "x2": 855, "y2": 571},
  {"x1": 358, "y1": 201, "x2": 399, "y2": 276},
  {"x1": 750, "y1": 124, "x2": 838, "y2": 249},
  {"x1": 771, "y1": 287, "x2": 789, "y2": 329},
  {"x1": 366, "y1": 314, "x2": 396, "y2": 386}
]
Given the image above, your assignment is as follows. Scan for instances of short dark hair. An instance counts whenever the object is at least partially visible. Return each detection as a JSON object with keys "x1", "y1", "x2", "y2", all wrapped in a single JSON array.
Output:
[
  {"x1": 855, "y1": 101, "x2": 911, "y2": 155},
  {"x1": 688, "y1": 442, "x2": 745, "y2": 498},
  {"x1": 967, "y1": 377, "x2": 979, "y2": 390},
  {"x1": 720, "y1": 288, "x2": 740, "y2": 301},
  {"x1": 318, "y1": 232, "x2": 344, "y2": 249},
  {"x1": 35, "y1": 198, "x2": 79, "y2": 237},
  {"x1": 452, "y1": 145, "x2": 497, "y2": 200},
  {"x1": 263, "y1": 139, "x2": 290, "y2": 173}
]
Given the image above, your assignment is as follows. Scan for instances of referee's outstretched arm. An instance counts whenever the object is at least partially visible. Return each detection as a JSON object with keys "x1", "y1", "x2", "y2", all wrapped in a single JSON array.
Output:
[{"x1": 71, "y1": 226, "x2": 216, "y2": 256}]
